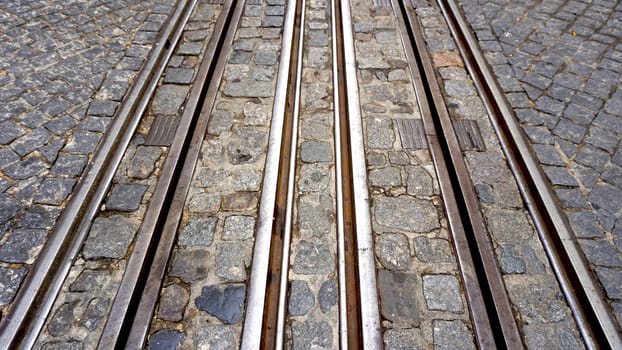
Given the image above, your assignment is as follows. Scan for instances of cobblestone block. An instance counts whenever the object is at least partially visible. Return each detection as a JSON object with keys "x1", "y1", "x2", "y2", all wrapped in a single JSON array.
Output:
[
  {"x1": 523, "y1": 322, "x2": 582, "y2": 349},
  {"x1": 169, "y1": 248, "x2": 209, "y2": 282},
  {"x1": 0, "y1": 266, "x2": 27, "y2": 305},
  {"x1": 83, "y1": 215, "x2": 138, "y2": 259},
  {"x1": 433, "y1": 320, "x2": 475, "y2": 350},
  {"x1": 384, "y1": 328, "x2": 426, "y2": 350},
  {"x1": 163, "y1": 68, "x2": 194, "y2": 84},
  {"x1": 485, "y1": 208, "x2": 533, "y2": 244},
  {"x1": 149, "y1": 329, "x2": 185, "y2": 350},
  {"x1": 195, "y1": 284, "x2": 246, "y2": 324},
  {"x1": 375, "y1": 233, "x2": 410, "y2": 271},
  {"x1": 293, "y1": 240, "x2": 334, "y2": 274},
  {"x1": 0, "y1": 194, "x2": 23, "y2": 224},
  {"x1": 318, "y1": 278, "x2": 337, "y2": 314},
  {"x1": 377, "y1": 270, "x2": 419, "y2": 324},
  {"x1": 106, "y1": 183, "x2": 147, "y2": 211},
  {"x1": 289, "y1": 280, "x2": 314, "y2": 316},
  {"x1": 64, "y1": 130, "x2": 100, "y2": 154},
  {"x1": 422, "y1": 274, "x2": 464, "y2": 312},
  {"x1": 178, "y1": 217, "x2": 217, "y2": 246},
  {"x1": 369, "y1": 167, "x2": 402, "y2": 188},
  {"x1": 291, "y1": 320, "x2": 333, "y2": 350},
  {"x1": 579, "y1": 239, "x2": 622, "y2": 267},
  {"x1": 12, "y1": 128, "x2": 52, "y2": 157},
  {"x1": 375, "y1": 196, "x2": 439, "y2": 233},
  {"x1": 0, "y1": 228, "x2": 47, "y2": 263},
  {"x1": 34, "y1": 178, "x2": 76, "y2": 205},
  {"x1": 300, "y1": 141, "x2": 332, "y2": 163},
  {"x1": 413, "y1": 237, "x2": 453, "y2": 263},
  {"x1": 194, "y1": 326, "x2": 237, "y2": 349},
  {"x1": 216, "y1": 242, "x2": 251, "y2": 281},
  {"x1": 158, "y1": 284, "x2": 188, "y2": 322},
  {"x1": 543, "y1": 166, "x2": 579, "y2": 186},
  {"x1": 0, "y1": 121, "x2": 25, "y2": 144},
  {"x1": 298, "y1": 194, "x2": 333, "y2": 238},
  {"x1": 50, "y1": 154, "x2": 88, "y2": 176},
  {"x1": 152, "y1": 85, "x2": 190, "y2": 115}
]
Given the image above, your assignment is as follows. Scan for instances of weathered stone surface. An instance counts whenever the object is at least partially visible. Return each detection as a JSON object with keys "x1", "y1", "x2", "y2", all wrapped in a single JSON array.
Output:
[
  {"x1": 291, "y1": 320, "x2": 333, "y2": 350},
  {"x1": 293, "y1": 240, "x2": 334, "y2": 274},
  {"x1": 499, "y1": 245, "x2": 527, "y2": 274},
  {"x1": 106, "y1": 183, "x2": 147, "y2": 211},
  {"x1": 216, "y1": 242, "x2": 251, "y2": 281},
  {"x1": 169, "y1": 248, "x2": 209, "y2": 283},
  {"x1": 369, "y1": 167, "x2": 402, "y2": 187},
  {"x1": 149, "y1": 329, "x2": 185, "y2": 350},
  {"x1": 298, "y1": 194, "x2": 333, "y2": 238},
  {"x1": 300, "y1": 141, "x2": 332, "y2": 163},
  {"x1": 69, "y1": 270, "x2": 111, "y2": 292},
  {"x1": 0, "y1": 228, "x2": 47, "y2": 263},
  {"x1": 413, "y1": 237, "x2": 453, "y2": 263},
  {"x1": 178, "y1": 217, "x2": 217, "y2": 246},
  {"x1": 523, "y1": 322, "x2": 582, "y2": 350},
  {"x1": 485, "y1": 208, "x2": 533, "y2": 244},
  {"x1": 318, "y1": 279, "x2": 337, "y2": 314},
  {"x1": 83, "y1": 216, "x2": 138, "y2": 259},
  {"x1": 152, "y1": 85, "x2": 189, "y2": 115},
  {"x1": 222, "y1": 192, "x2": 258, "y2": 211},
  {"x1": 223, "y1": 215, "x2": 255, "y2": 240},
  {"x1": 128, "y1": 146, "x2": 162, "y2": 179},
  {"x1": 375, "y1": 196, "x2": 439, "y2": 232},
  {"x1": 188, "y1": 192, "x2": 221, "y2": 213},
  {"x1": 195, "y1": 284, "x2": 246, "y2": 324},
  {"x1": 384, "y1": 328, "x2": 426, "y2": 350},
  {"x1": 366, "y1": 118, "x2": 395, "y2": 149},
  {"x1": 158, "y1": 284, "x2": 189, "y2": 322},
  {"x1": 375, "y1": 233, "x2": 410, "y2": 271},
  {"x1": 224, "y1": 82, "x2": 273, "y2": 97},
  {"x1": 289, "y1": 280, "x2": 314, "y2": 316},
  {"x1": 377, "y1": 270, "x2": 419, "y2": 324},
  {"x1": 505, "y1": 276, "x2": 568, "y2": 323},
  {"x1": 0, "y1": 266, "x2": 27, "y2": 305},
  {"x1": 194, "y1": 326, "x2": 237, "y2": 349},
  {"x1": 422, "y1": 275, "x2": 464, "y2": 312},
  {"x1": 406, "y1": 166, "x2": 434, "y2": 197},
  {"x1": 298, "y1": 164, "x2": 330, "y2": 192},
  {"x1": 433, "y1": 320, "x2": 475, "y2": 350},
  {"x1": 47, "y1": 302, "x2": 73, "y2": 337},
  {"x1": 81, "y1": 297, "x2": 109, "y2": 331}
]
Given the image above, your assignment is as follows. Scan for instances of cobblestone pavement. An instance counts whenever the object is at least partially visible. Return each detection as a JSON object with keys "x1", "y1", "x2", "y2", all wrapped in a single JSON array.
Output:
[
  {"x1": 33, "y1": 1, "x2": 223, "y2": 348},
  {"x1": 0, "y1": 0, "x2": 176, "y2": 316},
  {"x1": 456, "y1": 0, "x2": 622, "y2": 326}
]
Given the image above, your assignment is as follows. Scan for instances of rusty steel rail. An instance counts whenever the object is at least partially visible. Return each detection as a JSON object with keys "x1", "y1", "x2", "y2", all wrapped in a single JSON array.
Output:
[
  {"x1": 437, "y1": 0, "x2": 622, "y2": 348},
  {"x1": 96, "y1": 0, "x2": 244, "y2": 348},
  {"x1": 0, "y1": 1, "x2": 197, "y2": 348},
  {"x1": 394, "y1": 0, "x2": 524, "y2": 348}
]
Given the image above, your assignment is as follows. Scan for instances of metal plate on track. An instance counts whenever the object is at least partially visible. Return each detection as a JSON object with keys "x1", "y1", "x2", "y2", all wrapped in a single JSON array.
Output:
[
  {"x1": 208, "y1": 0, "x2": 225, "y2": 4},
  {"x1": 145, "y1": 115, "x2": 179, "y2": 146},
  {"x1": 396, "y1": 118, "x2": 427, "y2": 150},
  {"x1": 374, "y1": 0, "x2": 392, "y2": 8},
  {"x1": 453, "y1": 119, "x2": 485, "y2": 151},
  {"x1": 247, "y1": 0, "x2": 262, "y2": 4}
]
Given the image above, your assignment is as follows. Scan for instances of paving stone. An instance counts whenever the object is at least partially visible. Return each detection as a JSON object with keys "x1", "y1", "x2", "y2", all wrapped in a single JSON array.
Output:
[
  {"x1": 81, "y1": 297, "x2": 109, "y2": 331},
  {"x1": 69, "y1": 270, "x2": 111, "y2": 292},
  {"x1": 375, "y1": 196, "x2": 439, "y2": 233},
  {"x1": 384, "y1": 328, "x2": 426, "y2": 350},
  {"x1": 0, "y1": 193, "x2": 23, "y2": 224},
  {"x1": 589, "y1": 182, "x2": 622, "y2": 216},
  {"x1": 41, "y1": 139, "x2": 65, "y2": 163},
  {"x1": 433, "y1": 320, "x2": 475, "y2": 350},
  {"x1": 216, "y1": 242, "x2": 251, "y2": 281},
  {"x1": 300, "y1": 141, "x2": 332, "y2": 163},
  {"x1": 178, "y1": 217, "x2": 217, "y2": 246},
  {"x1": 375, "y1": 233, "x2": 410, "y2": 271},
  {"x1": 50, "y1": 154, "x2": 87, "y2": 176},
  {"x1": 369, "y1": 167, "x2": 402, "y2": 188},
  {"x1": 222, "y1": 192, "x2": 258, "y2": 210},
  {"x1": 152, "y1": 85, "x2": 189, "y2": 115},
  {"x1": 3, "y1": 157, "x2": 47, "y2": 180},
  {"x1": 40, "y1": 341, "x2": 82, "y2": 350},
  {"x1": 298, "y1": 194, "x2": 333, "y2": 238},
  {"x1": 366, "y1": 118, "x2": 395, "y2": 149},
  {"x1": 413, "y1": 237, "x2": 453, "y2": 263},
  {"x1": 291, "y1": 320, "x2": 333, "y2": 350},
  {"x1": 195, "y1": 284, "x2": 246, "y2": 324},
  {"x1": 553, "y1": 119, "x2": 586, "y2": 144},
  {"x1": 194, "y1": 326, "x2": 237, "y2": 349},
  {"x1": 128, "y1": 146, "x2": 162, "y2": 179},
  {"x1": 149, "y1": 329, "x2": 185, "y2": 350},
  {"x1": 579, "y1": 239, "x2": 622, "y2": 267},
  {"x1": 318, "y1": 278, "x2": 337, "y2": 314},
  {"x1": 293, "y1": 240, "x2": 334, "y2": 274},
  {"x1": 465, "y1": 151, "x2": 512, "y2": 183},
  {"x1": 499, "y1": 244, "x2": 527, "y2": 274},
  {"x1": 406, "y1": 166, "x2": 434, "y2": 197},
  {"x1": 0, "y1": 120, "x2": 25, "y2": 144},
  {"x1": 243, "y1": 102, "x2": 270, "y2": 126},
  {"x1": 543, "y1": 166, "x2": 579, "y2": 186},
  {"x1": 0, "y1": 266, "x2": 27, "y2": 305},
  {"x1": 88, "y1": 100, "x2": 119, "y2": 117},
  {"x1": 188, "y1": 192, "x2": 221, "y2": 213},
  {"x1": 163, "y1": 68, "x2": 194, "y2": 84},
  {"x1": 158, "y1": 284, "x2": 189, "y2": 322},
  {"x1": 377, "y1": 270, "x2": 419, "y2": 324},
  {"x1": 106, "y1": 183, "x2": 147, "y2": 211},
  {"x1": 64, "y1": 130, "x2": 100, "y2": 154},
  {"x1": 289, "y1": 280, "x2": 315, "y2": 316},
  {"x1": 298, "y1": 164, "x2": 330, "y2": 192},
  {"x1": 422, "y1": 275, "x2": 464, "y2": 313},
  {"x1": 566, "y1": 211, "x2": 604, "y2": 238},
  {"x1": 0, "y1": 228, "x2": 47, "y2": 263},
  {"x1": 222, "y1": 215, "x2": 254, "y2": 241},
  {"x1": 226, "y1": 127, "x2": 268, "y2": 164},
  {"x1": 208, "y1": 110, "x2": 234, "y2": 136},
  {"x1": 168, "y1": 248, "x2": 209, "y2": 283},
  {"x1": 32, "y1": 177, "x2": 76, "y2": 205},
  {"x1": 83, "y1": 216, "x2": 138, "y2": 259},
  {"x1": 532, "y1": 144, "x2": 565, "y2": 166},
  {"x1": 224, "y1": 82, "x2": 273, "y2": 98},
  {"x1": 233, "y1": 168, "x2": 261, "y2": 191},
  {"x1": 556, "y1": 188, "x2": 590, "y2": 209},
  {"x1": 575, "y1": 145, "x2": 610, "y2": 172},
  {"x1": 255, "y1": 51, "x2": 278, "y2": 65},
  {"x1": 0, "y1": 148, "x2": 20, "y2": 170},
  {"x1": 523, "y1": 323, "x2": 582, "y2": 350},
  {"x1": 506, "y1": 276, "x2": 568, "y2": 323},
  {"x1": 177, "y1": 42, "x2": 203, "y2": 55},
  {"x1": 444, "y1": 79, "x2": 476, "y2": 98},
  {"x1": 485, "y1": 208, "x2": 533, "y2": 244}
]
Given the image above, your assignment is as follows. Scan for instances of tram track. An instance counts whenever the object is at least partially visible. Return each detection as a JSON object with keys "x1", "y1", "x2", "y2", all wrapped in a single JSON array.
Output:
[{"x1": 2, "y1": 0, "x2": 619, "y2": 348}]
